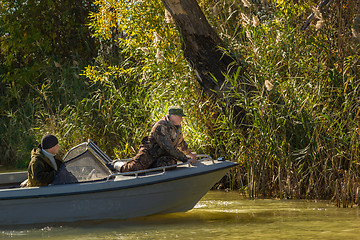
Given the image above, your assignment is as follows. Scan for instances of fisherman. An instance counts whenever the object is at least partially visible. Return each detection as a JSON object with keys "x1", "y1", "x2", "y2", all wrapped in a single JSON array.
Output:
[
  {"x1": 26, "y1": 134, "x2": 63, "y2": 187},
  {"x1": 118, "y1": 106, "x2": 198, "y2": 172}
]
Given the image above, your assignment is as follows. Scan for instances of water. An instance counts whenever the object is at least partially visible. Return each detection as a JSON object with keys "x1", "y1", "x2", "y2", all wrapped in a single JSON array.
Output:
[{"x1": 1, "y1": 191, "x2": 360, "y2": 239}]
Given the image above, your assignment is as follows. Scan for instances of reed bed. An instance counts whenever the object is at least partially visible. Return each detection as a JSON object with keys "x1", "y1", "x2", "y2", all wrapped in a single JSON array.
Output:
[{"x1": 201, "y1": 0, "x2": 360, "y2": 205}]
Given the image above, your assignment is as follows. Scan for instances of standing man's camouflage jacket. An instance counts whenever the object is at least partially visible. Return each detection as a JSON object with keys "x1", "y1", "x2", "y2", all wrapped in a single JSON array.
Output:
[
  {"x1": 120, "y1": 115, "x2": 191, "y2": 172},
  {"x1": 143, "y1": 115, "x2": 191, "y2": 162},
  {"x1": 27, "y1": 145, "x2": 63, "y2": 187}
]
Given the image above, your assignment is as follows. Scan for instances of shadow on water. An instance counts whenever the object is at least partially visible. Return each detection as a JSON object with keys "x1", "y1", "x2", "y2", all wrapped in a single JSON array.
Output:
[
  {"x1": 0, "y1": 212, "x2": 244, "y2": 240},
  {"x1": 0, "y1": 208, "x2": 246, "y2": 231}
]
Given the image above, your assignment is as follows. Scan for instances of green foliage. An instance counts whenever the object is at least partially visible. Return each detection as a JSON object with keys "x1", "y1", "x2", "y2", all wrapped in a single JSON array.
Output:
[
  {"x1": 0, "y1": 0, "x2": 97, "y2": 166},
  {"x1": 79, "y1": 0, "x2": 201, "y2": 159}
]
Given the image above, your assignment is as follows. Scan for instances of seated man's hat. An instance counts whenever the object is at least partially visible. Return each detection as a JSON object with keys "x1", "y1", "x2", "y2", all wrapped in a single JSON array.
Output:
[
  {"x1": 168, "y1": 106, "x2": 186, "y2": 117},
  {"x1": 41, "y1": 134, "x2": 59, "y2": 150}
]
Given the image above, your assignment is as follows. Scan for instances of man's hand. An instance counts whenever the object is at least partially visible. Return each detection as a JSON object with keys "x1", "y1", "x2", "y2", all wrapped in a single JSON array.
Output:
[{"x1": 187, "y1": 152, "x2": 198, "y2": 164}]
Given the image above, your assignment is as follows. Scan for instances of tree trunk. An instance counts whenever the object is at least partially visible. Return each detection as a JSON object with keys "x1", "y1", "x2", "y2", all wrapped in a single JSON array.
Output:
[{"x1": 161, "y1": 0, "x2": 247, "y2": 122}]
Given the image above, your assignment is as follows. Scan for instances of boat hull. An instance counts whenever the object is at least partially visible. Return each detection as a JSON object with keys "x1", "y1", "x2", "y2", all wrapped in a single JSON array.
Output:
[{"x1": 0, "y1": 160, "x2": 236, "y2": 225}]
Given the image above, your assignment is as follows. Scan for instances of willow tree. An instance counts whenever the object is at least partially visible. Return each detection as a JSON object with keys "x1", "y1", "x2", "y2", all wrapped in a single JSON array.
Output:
[
  {"x1": 161, "y1": 0, "x2": 248, "y2": 122},
  {"x1": 88, "y1": 0, "x2": 248, "y2": 123}
]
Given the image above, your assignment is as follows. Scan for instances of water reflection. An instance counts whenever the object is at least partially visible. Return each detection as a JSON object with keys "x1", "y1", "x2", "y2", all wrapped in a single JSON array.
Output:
[{"x1": 2, "y1": 191, "x2": 360, "y2": 239}]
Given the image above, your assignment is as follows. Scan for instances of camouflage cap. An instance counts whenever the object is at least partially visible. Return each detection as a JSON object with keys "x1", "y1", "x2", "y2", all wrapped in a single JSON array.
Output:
[{"x1": 168, "y1": 106, "x2": 186, "y2": 117}]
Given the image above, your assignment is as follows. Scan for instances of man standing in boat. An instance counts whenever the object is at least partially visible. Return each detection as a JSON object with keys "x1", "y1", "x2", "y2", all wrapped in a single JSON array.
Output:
[
  {"x1": 26, "y1": 134, "x2": 63, "y2": 187},
  {"x1": 118, "y1": 106, "x2": 198, "y2": 172}
]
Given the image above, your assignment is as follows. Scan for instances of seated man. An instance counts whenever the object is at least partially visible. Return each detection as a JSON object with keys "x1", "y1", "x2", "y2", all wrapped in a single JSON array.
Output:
[
  {"x1": 26, "y1": 134, "x2": 63, "y2": 187},
  {"x1": 119, "y1": 106, "x2": 197, "y2": 172}
]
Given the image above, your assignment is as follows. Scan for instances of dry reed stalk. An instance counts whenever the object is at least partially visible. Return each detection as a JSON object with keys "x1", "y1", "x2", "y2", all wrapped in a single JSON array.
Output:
[
  {"x1": 241, "y1": 13, "x2": 250, "y2": 26},
  {"x1": 241, "y1": 0, "x2": 252, "y2": 8},
  {"x1": 252, "y1": 15, "x2": 260, "y2": 27}
]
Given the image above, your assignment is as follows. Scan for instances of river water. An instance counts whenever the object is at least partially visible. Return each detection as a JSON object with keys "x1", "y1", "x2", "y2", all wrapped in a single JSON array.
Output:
[{"x1": 1, "y1": 190, "x2": 360, "y2": 239}]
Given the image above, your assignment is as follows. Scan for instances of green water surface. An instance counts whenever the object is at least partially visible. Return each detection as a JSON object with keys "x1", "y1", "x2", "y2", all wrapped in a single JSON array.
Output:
[{"x1": 1, "y1": 191, "x2": 360, "y2": 239}]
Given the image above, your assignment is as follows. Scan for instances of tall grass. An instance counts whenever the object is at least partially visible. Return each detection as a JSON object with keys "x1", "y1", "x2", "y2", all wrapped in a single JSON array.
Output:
[{"x1": 196, "y1": 0, "x2": 360, "y2": 204}]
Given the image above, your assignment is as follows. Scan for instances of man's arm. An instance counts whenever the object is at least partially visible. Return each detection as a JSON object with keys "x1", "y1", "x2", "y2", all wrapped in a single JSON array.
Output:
[
  {"x1": 30, "y1": 160, "x2": 57, "y2": 184},
  {"x1": 154, "y1": 125, "x2": 189, "y2": 162},
  {"x1": 177, "y1": 132, "x2": 197, "y2": 163},
  {"x1": 177, "y1": 138, "x2": 192, "y2": 155}
]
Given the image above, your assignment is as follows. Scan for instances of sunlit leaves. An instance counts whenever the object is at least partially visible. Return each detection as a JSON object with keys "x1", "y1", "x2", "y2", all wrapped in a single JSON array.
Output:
[{"x1": 89, "y1": 0, "x2": 177, "y2": 51}]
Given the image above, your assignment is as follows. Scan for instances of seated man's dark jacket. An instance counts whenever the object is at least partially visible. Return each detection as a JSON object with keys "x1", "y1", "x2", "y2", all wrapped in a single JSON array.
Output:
[{"x1": 27, "y1": 145, "x2": 63, "y2": 187}]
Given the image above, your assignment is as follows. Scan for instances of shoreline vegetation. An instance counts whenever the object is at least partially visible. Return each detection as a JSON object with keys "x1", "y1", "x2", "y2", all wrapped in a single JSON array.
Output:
[{"x1": 0, "y1": 0, "x2": 359, "y2": 206}]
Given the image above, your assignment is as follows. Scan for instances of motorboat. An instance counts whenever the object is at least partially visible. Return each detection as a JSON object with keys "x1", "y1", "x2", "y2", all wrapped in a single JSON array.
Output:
[{"x1": 0, "y1": 140, "x2": 237, "y2": 225}]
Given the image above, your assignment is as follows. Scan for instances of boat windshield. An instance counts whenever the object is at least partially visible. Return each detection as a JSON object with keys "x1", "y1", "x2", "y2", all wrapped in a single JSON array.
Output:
[{"x1": 52, "y1": 146, "x2": 112, "y2": 185}]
